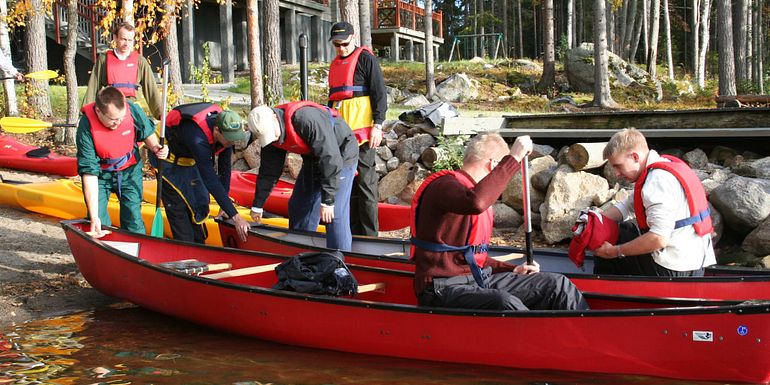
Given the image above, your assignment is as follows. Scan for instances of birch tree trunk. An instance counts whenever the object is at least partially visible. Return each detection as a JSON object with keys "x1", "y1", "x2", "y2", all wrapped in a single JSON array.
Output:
[
  {"x1": 0, "y1": 0, "x2": 17, "y2": 116},
  {"x1": 567, "y1": 0, "x2": 574, "y2": 48},
  {"x1": 359, "y1": 0, "x2": 372, "y2": 48},
  {"x1": 717, "y1": 0, "x2": 737, "y2": 96},
  {"x1": 648, "y1": 0, "x2": 661, "y2": 77},
  {"x1": 692, "y1": 0, "x2": 701, "y2": 78},
  {"x1": 537, "y1": 0, "x2": 555, "y2": 89},
  {"x1": 663, "y1": 0, "x2": 674, "y2": 79},
  {"x1": 643, "y1": 0, "x2": 649, "y2": 63},
  {"x1": 122, "y1": 0, "x2": 134, "y2": 24},
  {"x1": 425, "y1": 0, "x2": 435, "y2": 99},
  {"x1": 593, "y1": 0, "x2": 619, "y2": 108},
  {"x1": 264, "y1": 0, "x2": 283, "y2": 104},
  {"x1": 63, "y1": 0, "x2": 79, "y2": 144},
  {"x1": 696, "y1": 0, "x2": 711, "y2": 88},
  {"x1": 247, "y1": 0, "x2": 263, "y2": 107},
  {"x1": 26, "y1": 0, "x2": 51, "y2": 117}
]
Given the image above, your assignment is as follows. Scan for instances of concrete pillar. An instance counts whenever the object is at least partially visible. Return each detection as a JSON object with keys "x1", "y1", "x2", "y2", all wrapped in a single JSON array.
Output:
[
  {"x1": 390, "y1": 34, "x2": 399, "y2": 61},
  {"x1": 406, "y1": 38, "x2": 414, "y2": 61},
  {"x1": 181, "y1": 0, "x2": 195, "y2": 82},
  {"x1": 219, "y1": 0, "x2": 235, "y2": 82},
  {"x1": 311, "y1": 15, "x2": 323, "y2": 62},
  {"x1": 283, "y1": 8, "x2": 297, "y2": 65}
]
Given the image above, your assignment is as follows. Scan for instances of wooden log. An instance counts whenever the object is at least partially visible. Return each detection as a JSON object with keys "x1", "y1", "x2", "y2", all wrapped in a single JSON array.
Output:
[
  {"x1": 420, "y1": 146, "x2": 446, "y2": 169},
  {"x1": 566, "y1": 142, "x2": 608, "y2": 171}
]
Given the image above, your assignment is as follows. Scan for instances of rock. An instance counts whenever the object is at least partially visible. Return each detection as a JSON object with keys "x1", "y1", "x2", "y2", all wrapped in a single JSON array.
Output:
[
  {"x1": 709, "y1": 176, "x2": 770, "y2": 233},
  {"x1": 375, "y1": 156, "x2": 387, "y2": 175},
  {"x1": 413, "y1": 162, "x2": 432, "y2": 180},
  {"x1": 385, "y1": 86, "x2": 403, "y2": 104},
  {"x1": 399, "y1": 178, "x2": 424, "y2": 203},
  {"x1": 394, "y1": 134, "x2": 436, "y2": 163},
  {"x1": 531, "y1": 163, "x2": 558, "y2": 192},
  {"x1": 602, "y1": 161, "x2": 632, "y2": 189},
  {"x1": 732, "y1": 156, "x2": 770, "y2": 180},
  {"x1": 378, "y1": 162, "x2": 415, "y2": 202},
  {"x1": 241, "y1": 140, "x2": 261, "y2": 169},
  {"x1": 743, "y1": 216, "x2": 770, "y2": 256},
  {"x1": 683, "y1": 148, "x2": 709, "y2": 169},
  {"x1": 469, "y1": 56, "x2": 485, "y2": 63},
  {"x1": 709, "y1": 202, "x2": 724, "y2": 245},
  {"x1": 660, "y1": 148, "x2": 685, "y2": 159},
  {"x1": 709, "y1": 145, "x2": 739, "y2": 165},
  {"x1": 284, "y1": 153, "x2": 303, "y2": 180},
  {"x1": 231, "y1": 158, "x2": 249, "y2": 172},
  {"x1": 386, "y1": 157, "x2": 400, "y2": 171},
  {"x1": 531, "y1": 144, "x2": 555, "y2": 159},
  {"x1": 502, "y1": 156, "x2": 556, "y2": 210},
  {"x1": 385, "y1": 138, "x2": 399, "y2": 151},
  {"x1": 402, "y1": 94, "x2": 431, "y2": 108},
  {"x1": 435, "y1": 73, "x2": 480, "y2": 102},
  {"x1": 376, "y1": 146, "x2": 393, "y2": 161},
  {"x1": 540, "y1": 166, "x2": 610, "y2": 243},
  {"x1": 511, "y1": 59, "x2": 542, "y2": 72},
  {"x1": 763, "y1": 255, "x2": 770, "y2": 269},
  {"x1": 493, "y1": 202, "x2": 524, "y2": 228}
]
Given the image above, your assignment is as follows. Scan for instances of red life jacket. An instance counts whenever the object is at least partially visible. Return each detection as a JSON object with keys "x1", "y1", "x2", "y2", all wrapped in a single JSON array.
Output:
[
  {"x1": 166, "y1": 102, "x2": 222, "y2": 148},
  {"x1": 81, "y1": 103, "x2": 137, "y2": 172},
  {"x1": 568, "y1": 210, "x2": 618, "y2": 269},
  {"x1": 328, "y1": 46, "x2": 373, "y2": 101},
  {"x1": 634, "y1": 155, "x2": 713, "y2": 236},
  {"x1": 106, "y1": 50, "x2": 140, "y2": 98},
  {"x1": 409, "y1": 170, "x2": 493, "y2": 269},
  {"x1": 273, "y1": 101, "x2": 339, "y2": 155}
]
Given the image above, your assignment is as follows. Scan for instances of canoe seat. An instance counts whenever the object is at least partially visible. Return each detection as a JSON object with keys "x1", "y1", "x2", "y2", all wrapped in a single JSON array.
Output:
[
  {"x1": 159, "y1": 259, "x2": 232, "y2": 275},
  {"x1": 357, "y1": 282, "x2": 386, "y2": 294}
]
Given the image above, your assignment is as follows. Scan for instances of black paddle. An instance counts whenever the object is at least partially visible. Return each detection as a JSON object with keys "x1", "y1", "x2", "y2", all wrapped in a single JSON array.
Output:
[{"x1": 521, "y1": 155, "x2": 534, "y2": 265}]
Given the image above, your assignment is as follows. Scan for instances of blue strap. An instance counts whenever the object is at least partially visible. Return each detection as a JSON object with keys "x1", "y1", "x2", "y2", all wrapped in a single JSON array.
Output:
[
  {"x1": 674, "y1": 207, "x2": 711, "y2": 229},
  {"x1": 329, "y1": 85, "x2": 369, "y2": 94},
  {"x1": 110, "y1": 82, "x2": 140, "y2": 90},
  {"x1": 323, "y1": 106, "x2": 336, "y2": 128},
  {"x1": 410, "y1": 237, "x2": 488, "y2": 288},
  {"x1": 99, "y1": 152, "x2": 132, "y2": 199}
]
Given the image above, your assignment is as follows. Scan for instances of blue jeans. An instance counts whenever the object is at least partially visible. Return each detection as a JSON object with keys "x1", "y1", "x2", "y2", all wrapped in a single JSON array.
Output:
[{"x1": 288, "y1": 162, "x2": 356, "y2": 251}]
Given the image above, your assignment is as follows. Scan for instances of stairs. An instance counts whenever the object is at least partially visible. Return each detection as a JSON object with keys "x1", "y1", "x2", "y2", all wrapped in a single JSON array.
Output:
[{"x1": 44, "y1": 0, "x2": 108, "y2": 63}]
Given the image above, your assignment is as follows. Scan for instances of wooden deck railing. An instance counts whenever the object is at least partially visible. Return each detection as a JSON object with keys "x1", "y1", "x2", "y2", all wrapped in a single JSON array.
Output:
[
  {"x1": 374, "y1": 0, "x2": 443, "y2": 38},
  {"x1": 51, "y1": 0, "x2": 108, "y2": 63}
]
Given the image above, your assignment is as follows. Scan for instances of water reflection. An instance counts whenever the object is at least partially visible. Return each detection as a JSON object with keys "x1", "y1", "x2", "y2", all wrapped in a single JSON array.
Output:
[{"x1": 0, "y1": 306, "x2": 743, "y2": 384}]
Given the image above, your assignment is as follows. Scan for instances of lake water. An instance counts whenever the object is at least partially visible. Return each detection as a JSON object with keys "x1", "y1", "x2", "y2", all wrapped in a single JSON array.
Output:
[{"x1": 0, "y1": 305, "x2": 752, "y2": 384}]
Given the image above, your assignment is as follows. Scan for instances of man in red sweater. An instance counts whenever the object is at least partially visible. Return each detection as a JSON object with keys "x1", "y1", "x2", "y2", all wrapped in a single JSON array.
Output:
[{"x1": 411, "y1": 133, "x2": 588, "y2": 311}]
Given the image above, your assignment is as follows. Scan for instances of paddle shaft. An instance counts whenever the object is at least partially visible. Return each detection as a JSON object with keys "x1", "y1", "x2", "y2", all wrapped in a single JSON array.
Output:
[
  {"x1": 154, "y1": 60, "x2": 171, "y2": 211},
  {"x1": 521, "y1": 156, "x2": 533, "y2": 265}
]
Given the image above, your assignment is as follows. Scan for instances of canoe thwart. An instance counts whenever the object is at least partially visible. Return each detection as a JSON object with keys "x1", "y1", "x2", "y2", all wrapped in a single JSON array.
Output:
[
  {"x1": 204, "y1": 262, "x2": 281, "y2": 279},
  {"x1": 493, "y1": 252, "x2": 525, "y2": 262},
  {"x1": 357, "y1": 282, "x2": 386, "y2": 294},
  {"x1": 383, "y1": 252, "x2": 406, "y2": 257},
  {"x1": 159, "y1": 260, "x2": 233, "y2": 275}
]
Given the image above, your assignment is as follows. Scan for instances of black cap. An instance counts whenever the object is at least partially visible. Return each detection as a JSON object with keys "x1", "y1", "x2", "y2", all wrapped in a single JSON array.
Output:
[{"x1": 329, "y1": 21, "x2": 354, "y2": 41}]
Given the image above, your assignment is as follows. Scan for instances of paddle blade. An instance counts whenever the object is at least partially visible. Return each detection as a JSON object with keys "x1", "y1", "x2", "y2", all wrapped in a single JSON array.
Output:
[
  {"x1": 0, "y1": 117, "x2": 52, "y2": 133},
  {"x1": 150, "y1": 208, "x2": 164, "y2": 238},
  {"x1": 25, "y1": 70, "x2": 59, "y2": 80}
]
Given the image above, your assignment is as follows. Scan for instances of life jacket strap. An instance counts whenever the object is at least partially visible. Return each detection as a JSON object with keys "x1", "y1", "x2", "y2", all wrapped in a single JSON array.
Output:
[
  {"x1": 410, "y1": 237, "x2": 488, "y2": 288},
  {"x1": 110, "y1": 82, "x2": 140, "y2": 90},
  {"x1": 329, "y1": 85, "x2": 368, "y2": 94},
  {"x1": 674, "y1": 207, "x2": 711, "y2": 229}
]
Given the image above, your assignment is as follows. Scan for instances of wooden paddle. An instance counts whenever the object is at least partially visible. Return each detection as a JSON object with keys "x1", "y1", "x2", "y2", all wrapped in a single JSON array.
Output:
[
  {"x1": 150, "y1": 59, "x2": 171, "y2": 238},
  {"x1": 0, "y1": 117, "x2": 76, "y2": 134},
  {"x1": 521, "y1": 155, "x2": 534, "y2": 265},
  {"x1": 0, "y1": 70, "x2": 58, "y2": 81}
]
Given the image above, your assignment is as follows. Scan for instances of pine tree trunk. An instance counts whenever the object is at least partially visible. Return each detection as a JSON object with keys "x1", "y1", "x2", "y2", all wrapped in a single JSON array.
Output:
[
  {"x1": 359, "y1": 0, "x2": 372, "y2": 48},
  {"x1": 425, "y1": 0, "x2": 435, "y2": 99},
  {"x1": 629, "y1": 0, "x2": 645, "y2": 62},
  {"x1": 63, "y1": 0, "x2": 79, "y2": 144},
  {"x1": 163, "y1": 2, "x2": 184, "y2": 105},
  {"x1": 247, "y1": 0, "x2": 263, "y2": 107},
  {"x1": 537, "y1": 0, "x2": 555, "y2": 89},
  {"x1": 755, "y1": 0, "x2": 764, "y2": 93},
  {"x1": 663, "y1": 0, "x2": 675, "y2": 79},
  {"x1": 0, "y1": 0, "x2": 17, "y2": 116},
  {"x1": 339, "y1": 0, "x2": 360, "y2": 36},
  {"x1": 733, "y1": 0, "x2": 749, "y2": 83},
  {"x1": 648, "y1": 0, "x2": 661, "y2": 77},
  {"x1": 593, "y1": 0, "x2": 619, "y2": 108},
  {"x1": 26, "y1": 0, "x2": 51, "y2": 117},
  {"x1": 717, "y1": 0, "x2": 737, "y2": 96},
  {"x1": 517, "y1": 0, "x2": 523, "y2": 58},
  {"x1": 503, "y1": 0, "x2": 509, "y2": 54},
  {"x1": 264, "y1": 0, "x2": 283, "y2": 104}
]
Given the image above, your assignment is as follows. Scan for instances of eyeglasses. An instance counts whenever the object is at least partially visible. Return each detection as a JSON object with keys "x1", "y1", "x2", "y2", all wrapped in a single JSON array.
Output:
[
  {"x1": 96, "y1": 107, "x2": 125, "y2": 125},
  {"x1": 333, "y1": 40, "x2": 352, "y2": 48}
]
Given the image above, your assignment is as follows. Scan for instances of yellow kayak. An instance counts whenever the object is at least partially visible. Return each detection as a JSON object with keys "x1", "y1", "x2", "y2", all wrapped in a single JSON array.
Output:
[{"x1": 0, "y1": 178, "x2": 296, "y2": 246}]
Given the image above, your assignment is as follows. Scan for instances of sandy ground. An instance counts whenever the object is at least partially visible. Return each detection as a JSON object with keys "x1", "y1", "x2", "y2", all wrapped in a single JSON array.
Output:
[{"x1": 0, "y1": 170, "x2": 114, "y2": 328}]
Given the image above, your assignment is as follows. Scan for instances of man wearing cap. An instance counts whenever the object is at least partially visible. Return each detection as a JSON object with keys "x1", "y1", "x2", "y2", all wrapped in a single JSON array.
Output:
[
  {"x1": 83, "y1": 22, "x2": 162, "y2": 119},
  {"x1": 152, "y1": 102, "x2": 251, "y2": 243},
  {"x1": 77, "y1": 86, "x2": 168, "y2": 237},
  {"x1": 247, "y1": 101, "x2": 358, "y2": 251},
  {"x1": 328, "y1": 21, "x2": 387, "y2": 237}
]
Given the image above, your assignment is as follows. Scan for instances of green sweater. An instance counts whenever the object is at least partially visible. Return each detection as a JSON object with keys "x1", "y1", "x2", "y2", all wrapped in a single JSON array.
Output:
[
  {"x1": 76, "y1": 101, "x2": 156, "y2": 177},
  {"x1": 82, "y1": 50, "x2": 162, "y2": 119}
]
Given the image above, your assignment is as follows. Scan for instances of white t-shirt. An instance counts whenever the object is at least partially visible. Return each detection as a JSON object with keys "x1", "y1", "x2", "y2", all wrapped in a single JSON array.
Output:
[
  {"x1": 614, "y1": 151, "x2": 716, "y2": 271},
  {"x1": 0, "y1": 52, "x2": 18, "y2": 77}
]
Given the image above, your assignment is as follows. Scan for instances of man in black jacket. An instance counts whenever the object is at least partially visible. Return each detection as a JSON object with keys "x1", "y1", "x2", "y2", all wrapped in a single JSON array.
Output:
[{"x1": 247, "y1": 101, "x2": 358, "y2": 251}]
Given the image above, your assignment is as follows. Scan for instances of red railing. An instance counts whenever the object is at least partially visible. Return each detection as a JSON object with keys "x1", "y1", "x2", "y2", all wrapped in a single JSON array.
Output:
[
  {"x1": 52, "y1": 0, "x2": 108, "y2": 63},
  {"x1": 373, "y1": 0, "x2": 443, "y2": 39}
]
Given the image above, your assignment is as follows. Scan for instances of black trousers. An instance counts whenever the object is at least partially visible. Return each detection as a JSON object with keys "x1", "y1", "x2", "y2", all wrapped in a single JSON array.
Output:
[
  {"x1": 350, "y1": 143, "x2": 379, "y2": 236},
  {"x1": 161, "y1": 185, "x2": 207, "y2": 244},
  {"x1": 418, "y1": 267, "x2": 589, "y2": 311},
  {"x1": 593, "y1": 221, "x2": 705, "y2": 277}
]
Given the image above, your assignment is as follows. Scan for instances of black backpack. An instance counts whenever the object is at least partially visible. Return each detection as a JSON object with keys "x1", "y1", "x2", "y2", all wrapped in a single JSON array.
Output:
[{"x1": 273, "y1": 251, "x2": 358, "y2": 296}]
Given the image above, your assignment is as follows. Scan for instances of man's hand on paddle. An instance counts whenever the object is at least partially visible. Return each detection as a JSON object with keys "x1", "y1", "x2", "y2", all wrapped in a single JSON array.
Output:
[
  {"x1": 514, "y1": 260, "x2": 540, "y2": 275},
  {"x1": 509, "y1": 135, "x2": 533, "y2": 162}
]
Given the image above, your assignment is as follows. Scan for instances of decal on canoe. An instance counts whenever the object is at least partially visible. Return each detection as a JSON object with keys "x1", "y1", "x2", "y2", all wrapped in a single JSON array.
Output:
[
  {"x1": 693, "y1": 331, "x2": 714, "y2": 342},
  {"x1": 737, "y1": 325, "x2": 749, "y2": 336}
]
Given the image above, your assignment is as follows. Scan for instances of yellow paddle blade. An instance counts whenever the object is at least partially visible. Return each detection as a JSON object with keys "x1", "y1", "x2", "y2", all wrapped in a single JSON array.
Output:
[
  {"x1": 0, "y1": 116, "x2": 52, "y2": 134},
  {"x1": 24, "y1": 70, "x2": 59, "y2": 80}
]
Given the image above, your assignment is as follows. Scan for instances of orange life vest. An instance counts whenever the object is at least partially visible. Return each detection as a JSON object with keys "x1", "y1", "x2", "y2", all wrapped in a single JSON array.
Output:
[
  {"x1": 106, "y1": 50, "x2": 140, "y2": 98},
  {"x1": 328, "y1": 46, "x2": 373, "y2": 101},
  {"x1": 273, "y1": 101, "x2": 339, "y2": 155},
  {"x1": 410, "y1": 170, "x2": 493, "y2": 287},
  {"x1": 82, "y1": 103, "x2": 137, "y2": 173},
  {"x1": 634, "y1": 155, "x2": 713, "y2": 236}
]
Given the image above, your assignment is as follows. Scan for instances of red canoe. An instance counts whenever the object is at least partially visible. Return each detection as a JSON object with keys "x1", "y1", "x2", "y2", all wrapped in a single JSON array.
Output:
[
  {"x1": 0, "y1": 135, "x2": 78, "y2": 176},
  {"x1": 62, "y1": 219, "x2": 770, "y2": 383},
  {"x1": 229, "y1": 171, "x2": 410, "y2": 231},
  {"x1": 217, "y1": 219, "x2": 770, "y2": 301}
]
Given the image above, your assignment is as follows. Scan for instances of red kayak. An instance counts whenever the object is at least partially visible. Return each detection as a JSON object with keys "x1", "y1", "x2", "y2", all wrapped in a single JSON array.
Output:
[
  {"x1": 0, "y1": 135, "x2": 78, "y2": 176},
  {"x1": 229, "y1": 171, "x2": 410, "y2": 231},
  {"x1": 217, "y1": 219, "x2": 770, "y2": 301},
  {"x1": 62, "y1": 219, "x2": 770, "y2": 383}
]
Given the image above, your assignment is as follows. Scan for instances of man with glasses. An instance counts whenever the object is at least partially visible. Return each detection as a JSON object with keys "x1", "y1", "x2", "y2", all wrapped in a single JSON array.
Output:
[
  {"x1": 77, "y1": 87, "x2": 168, "y2": 237},
  {"x1": 327, "y1": 21, "x2": 387, "y2": 237},
  {"x1": 83, "y1": 22, "x2": 162, "y2": 120}
]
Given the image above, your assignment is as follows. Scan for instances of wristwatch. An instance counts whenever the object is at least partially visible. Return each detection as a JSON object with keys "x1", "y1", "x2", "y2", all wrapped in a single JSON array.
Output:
[{"x1": 616, "y1": 245, "x2": 625, "y2": 258}]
